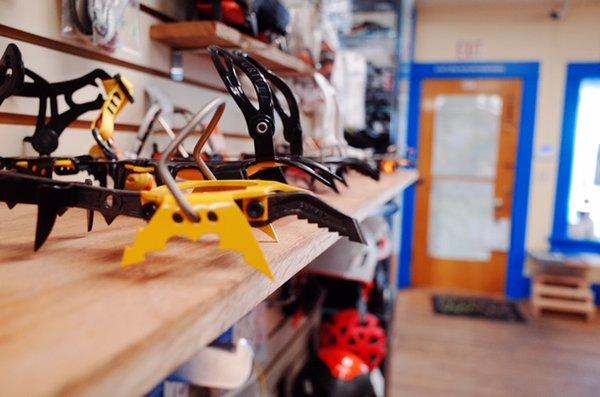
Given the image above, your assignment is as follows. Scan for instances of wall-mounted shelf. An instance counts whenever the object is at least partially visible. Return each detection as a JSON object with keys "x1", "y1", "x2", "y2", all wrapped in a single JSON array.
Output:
[
  {"x1": 150, "y1": 21, "x2": 315, "y2": 79},
  {"x1": 0, "y1": 170, "x2": 418, "y2": 396}
]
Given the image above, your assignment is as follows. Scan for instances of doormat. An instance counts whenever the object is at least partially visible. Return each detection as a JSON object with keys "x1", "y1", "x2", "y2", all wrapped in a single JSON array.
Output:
[{"x1": 432, "y1": 294, "x2": 526, "y2": 323}]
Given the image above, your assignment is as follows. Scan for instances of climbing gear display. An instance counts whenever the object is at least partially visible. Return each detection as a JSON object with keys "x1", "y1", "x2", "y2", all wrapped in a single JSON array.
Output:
[
  {"x1": 0, "y1": 154, "x2": 102, "y2": 182},
  {"x1": 236, "y1": 51, "x2": 355, "y2": 186},
  {"x1": 0, "y1": 98, "x2": 364, "y2": 278},
  {"x1": 313, "y1": 72, "x2": 381, "y2": 180},
  {"x1": 89, "y1": 0, "x2": 134, "y2": 46},
  {"x1": 194, "y1": 0, "x2": 290, "y2": 45},
  {"x1": 1, "y1": 41, "x2": 380, "y2": 205},
  {"x1": 0, "y1": 43, "x2": 137, "y2": 184},
  {"x1": 209, "y1": 46, "x2": 346, "y2": 191},
  {"x1": 196, "y1": 0, "x2": 259, "y2": 37},
  {"x1": 134, "y1": 87, "x2": 197, "y2": 159},
  {"x1": 0, "y1": 3, "x2": 412, "y2": 396},
  {"x1": 61, "y1": 0, "x2": 140, "y2": 53},
  {"x1": 0, "y1": 43, "x2": 137, "y2": 159},
  {"x1": 236, "y1": 50, "x2": 381, "y2": 185},
  {"x1": 133, "y1": 85, "x2": 229, "y2": 160},
  {"x1": 0, "y1": 43, "x2": 111, "y2": 155}
]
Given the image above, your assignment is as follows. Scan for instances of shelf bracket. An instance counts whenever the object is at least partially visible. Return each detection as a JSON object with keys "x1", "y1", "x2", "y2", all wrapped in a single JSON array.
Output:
[{"x1": 169, "y1": 49, "x2": 184, "y2": 81}]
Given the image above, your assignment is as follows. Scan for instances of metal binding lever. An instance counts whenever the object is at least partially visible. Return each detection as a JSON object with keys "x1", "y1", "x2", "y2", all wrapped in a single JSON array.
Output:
[
  {"x1": 208, "y1": 46, "x2": 342, "y2": 190},
  {"x1": 0, "y1": 43, "x2": 25, "y2": 105},
  {"x1": 209, "y1": 45, "x2": 276, "y2": 161},
  {"x1": 192, "y1": 101, "x2": 225, "y2": 180},
  {"x1": 134, "y1": 86, "x2": 203, "y2": 158},
  {"x1": 90, "y1": 74, "x2": 135, "y2": 160},
  {"x1": 158, "y1": 97, "x2": 226, "y2": 222},
  {"x1": 234, "y1": 50, "x2": 346, "y2": 186},
  {"x1": 233, "y1": 50, "x2": 303, "y2": 155}
]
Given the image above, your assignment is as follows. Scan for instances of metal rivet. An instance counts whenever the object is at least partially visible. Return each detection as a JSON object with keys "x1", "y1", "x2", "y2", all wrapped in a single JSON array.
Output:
[
  {"x1": 256, "y1": 121, "x2": 269, "y2": 134},
  {"x1": 142, "y1": 203, "x2": 157, "y2": 220},
  {"x1": 247, "y1": 201, "x2": 265, "y2": 218},
  {"x1": 104, "y1": 194, "x2": 114, "y2": 208}
]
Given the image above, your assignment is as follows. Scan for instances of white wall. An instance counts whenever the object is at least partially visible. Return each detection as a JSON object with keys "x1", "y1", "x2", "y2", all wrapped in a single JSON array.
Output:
[{"x1": 414, "y1": 1, "x2": 600, "y2": 250}]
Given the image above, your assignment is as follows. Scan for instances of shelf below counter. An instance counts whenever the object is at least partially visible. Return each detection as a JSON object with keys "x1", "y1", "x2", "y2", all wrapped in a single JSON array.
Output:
[{"x1": 0, "y1": 170, "x2": 418, "y2": 396}]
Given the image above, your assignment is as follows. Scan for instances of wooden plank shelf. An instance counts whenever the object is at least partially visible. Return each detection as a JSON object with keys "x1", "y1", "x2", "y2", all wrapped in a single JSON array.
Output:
[
  {"x1": 0, "y1": 170, "x2": 418, "y2": 396},
  {"x1": 150, "y1": 21, "x2": 314, "y2": 77}
]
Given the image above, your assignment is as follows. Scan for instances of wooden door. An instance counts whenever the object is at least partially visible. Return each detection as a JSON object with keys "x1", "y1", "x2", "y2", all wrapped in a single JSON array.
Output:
[{"x1": 413, "y1": 79, "x2": 522, "y2": 293}]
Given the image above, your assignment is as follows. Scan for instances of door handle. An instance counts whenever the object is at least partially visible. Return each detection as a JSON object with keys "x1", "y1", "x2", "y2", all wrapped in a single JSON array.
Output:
[{"x1": 494, "y1": 197, "x2": 504, "y2": 208}]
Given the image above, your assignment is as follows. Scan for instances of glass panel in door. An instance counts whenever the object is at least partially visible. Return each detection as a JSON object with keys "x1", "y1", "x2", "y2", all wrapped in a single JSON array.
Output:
[{"x1": 427, "y1": 94, "x2": 504, "y2": 261}]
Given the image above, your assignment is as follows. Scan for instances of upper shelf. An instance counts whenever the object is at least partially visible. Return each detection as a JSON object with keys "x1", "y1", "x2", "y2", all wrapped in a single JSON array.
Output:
[
  {"x1": 0, "y1": 170, "x2": 418, "y2": 396},
  {"x1": 150, "y1": 21, "x2": 315, "y2": 77}
]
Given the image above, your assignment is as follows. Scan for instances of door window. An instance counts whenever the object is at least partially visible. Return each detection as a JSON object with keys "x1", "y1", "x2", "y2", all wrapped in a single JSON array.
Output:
[
  {"x1": 553, "y1": 65, "x2": 600, "y2": 252},
  {"x1": 427, "y1": 94, "x2": 503, "y2": 260},
  {"x1": 566, "y1": 78, "x2": 600, "y2": 241}
]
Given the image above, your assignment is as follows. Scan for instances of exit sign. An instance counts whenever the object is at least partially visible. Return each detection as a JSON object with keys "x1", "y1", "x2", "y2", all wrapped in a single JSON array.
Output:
[{"x1": 456, "y1": 40, "x2": 484, "y2": 60}]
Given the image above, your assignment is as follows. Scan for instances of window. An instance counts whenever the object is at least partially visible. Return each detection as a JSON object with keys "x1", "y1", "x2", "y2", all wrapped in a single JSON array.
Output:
[{"x1": 552, "y1": 65, "x2": 600, "y2": 252}]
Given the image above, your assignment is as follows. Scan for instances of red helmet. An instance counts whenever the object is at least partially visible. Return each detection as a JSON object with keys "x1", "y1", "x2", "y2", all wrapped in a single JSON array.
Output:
[{"x1": 321, "y1": 309, "x2": 387, "y2": 370}]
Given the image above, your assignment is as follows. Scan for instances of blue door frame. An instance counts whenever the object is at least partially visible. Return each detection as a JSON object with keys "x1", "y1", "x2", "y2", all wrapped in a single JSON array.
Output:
[{"x1": 398, "y1": 62, "x2": 539, "y2": 299}]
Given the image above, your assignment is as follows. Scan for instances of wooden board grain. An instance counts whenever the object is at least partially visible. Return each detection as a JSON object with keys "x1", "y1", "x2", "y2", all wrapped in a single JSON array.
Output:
[
  {"x1": 0, "y1": 170, "x2": 417, "y2": 396},
  {"x1": 150, "y1": 21, "x2": 314, "y2": 77}
]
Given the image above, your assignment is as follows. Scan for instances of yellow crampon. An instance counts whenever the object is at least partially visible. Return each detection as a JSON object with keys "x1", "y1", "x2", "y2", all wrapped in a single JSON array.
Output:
[
  {"x1": 256, "y1": 224, "x2": 279, "y2": 242},
  {"x1": 92, "y1": 74, "x2": 134, "y2": 141},
  {"x1": 122, "y1": 180, "x2": 303, "y2": 279},
  {"x1": 118, "y1": 164, "x2": 281, "y2": 239},
  {"x1": 89, "y1": 74, "x2": 134, "y2": 158},
  {"x1": 246, "y1": 161, "x2": 284, "y2": 177}
]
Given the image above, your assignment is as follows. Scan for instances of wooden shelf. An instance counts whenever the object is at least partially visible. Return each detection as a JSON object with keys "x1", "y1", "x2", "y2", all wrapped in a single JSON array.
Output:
[
  {"x1": 0, "y1": 170, "x2": 417, "y2": 396},
  {"x1": 150, "y1": 21, "x2": 314, "y2": 77}
]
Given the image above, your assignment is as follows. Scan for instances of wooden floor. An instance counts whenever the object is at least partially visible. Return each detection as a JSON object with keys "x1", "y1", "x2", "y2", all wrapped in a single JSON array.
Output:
[{"x1": 389, "y1": 289, "x2": 600, "y2": 397}]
